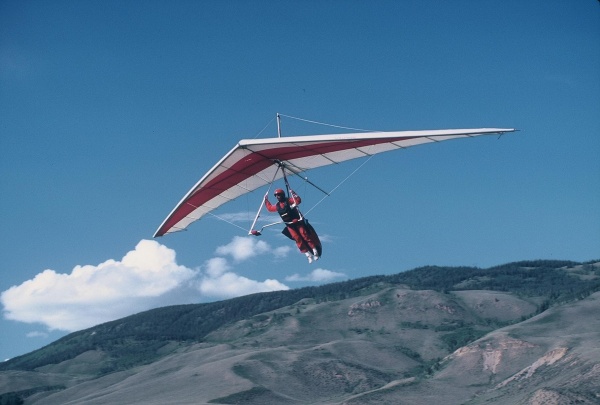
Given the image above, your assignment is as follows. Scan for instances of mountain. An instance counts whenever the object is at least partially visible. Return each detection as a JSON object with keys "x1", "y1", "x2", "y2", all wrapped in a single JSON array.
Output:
[{"x1": 1, "y1": 260, "x2": 599, "y2": 404}]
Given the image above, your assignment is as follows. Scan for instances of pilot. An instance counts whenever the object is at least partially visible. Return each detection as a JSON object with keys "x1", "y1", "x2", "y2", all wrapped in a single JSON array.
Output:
[{"x1": 265, "y1": 188, "x2": 320, "y2": 263}]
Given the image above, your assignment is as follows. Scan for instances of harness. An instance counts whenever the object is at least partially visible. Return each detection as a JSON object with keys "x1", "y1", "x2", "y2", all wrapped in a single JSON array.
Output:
[{"x1": 276, "y1": 200, "x2": 301, "y2": 223}]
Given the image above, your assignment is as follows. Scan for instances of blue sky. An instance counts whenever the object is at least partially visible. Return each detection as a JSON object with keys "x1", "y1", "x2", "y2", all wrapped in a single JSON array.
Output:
[{"x1": 1, "y1": 0, "x2": 599, "y2": 361}]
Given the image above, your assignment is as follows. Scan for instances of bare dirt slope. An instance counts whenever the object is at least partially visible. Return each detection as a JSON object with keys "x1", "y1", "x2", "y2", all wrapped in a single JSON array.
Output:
[
  {"x1": 340, "y1": 291, "x2": 600, "y2": 405},
  {"x1": 4, "y1": 287, "x2": 596, "y2": 404}
]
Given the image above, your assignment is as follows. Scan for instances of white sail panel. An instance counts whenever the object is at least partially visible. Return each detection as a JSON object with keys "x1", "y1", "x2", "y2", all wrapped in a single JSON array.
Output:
[{"x1": 154, "y1": 128, "x2": 515, "y2": 236}]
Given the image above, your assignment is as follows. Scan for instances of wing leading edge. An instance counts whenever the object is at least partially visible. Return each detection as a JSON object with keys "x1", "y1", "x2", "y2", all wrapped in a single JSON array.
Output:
[{"x1": 154, "y1": 128, "x2": 515, "y2": 237}]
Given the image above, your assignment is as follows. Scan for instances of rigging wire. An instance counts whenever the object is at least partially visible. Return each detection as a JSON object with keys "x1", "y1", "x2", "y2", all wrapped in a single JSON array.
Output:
[
  {"x1": 206, "y1": 211, "x2": 249, "y2": 232},
  {"x1": 278, "y1": 113, "x2": 377, "y2": 133},
  {"x1": 252, "y1": 115, "x2": 277, "y2": 139},
  {"x1": 268, "y1": 114, "x2": 379, "y2": 217},
  {"x1": 210, "y1": 113, "x2": 378, "y2": 231},
  {"x1": 303, "y1": 155, "x2": 374, "y2": 216}
]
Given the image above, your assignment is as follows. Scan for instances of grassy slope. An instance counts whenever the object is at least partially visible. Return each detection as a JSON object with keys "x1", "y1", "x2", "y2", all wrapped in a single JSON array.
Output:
[{"x1": 1, "y1": 260, "x2": 599, "y2": 404}]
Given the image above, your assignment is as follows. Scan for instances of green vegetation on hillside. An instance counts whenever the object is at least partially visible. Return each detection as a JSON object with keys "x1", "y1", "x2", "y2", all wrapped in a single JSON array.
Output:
[
  {"x1": 1, "y1": 260, "x2": 598, "y2": 375},
  {"x1": 0, "y1": 385, "x2": 64, "y2": 405},
  {"x1": 207, "y1": 386, "x2": 290, "y2": 404}
]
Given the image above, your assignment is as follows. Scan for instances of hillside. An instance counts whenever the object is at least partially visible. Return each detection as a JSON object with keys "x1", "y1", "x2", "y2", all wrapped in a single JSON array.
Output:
[{"x1": 0, "y1": 260, "x2": 599, "y2": 404}]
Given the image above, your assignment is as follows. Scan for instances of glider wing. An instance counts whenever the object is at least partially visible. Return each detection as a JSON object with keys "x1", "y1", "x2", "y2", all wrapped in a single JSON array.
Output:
[{"x1": 154, "y1": 128, "x2": 515, "y2": 237}]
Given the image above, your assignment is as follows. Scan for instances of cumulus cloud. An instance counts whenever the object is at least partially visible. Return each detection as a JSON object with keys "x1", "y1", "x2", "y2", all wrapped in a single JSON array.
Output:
[
  {"x1": 215, "y1": 236, "x2": 271, "y2": 261},
  {"x1": 272, "y1": 245, "x2": 292, "y2": 258},
  {"x1": 1, "y1": 240, "x2": 197, "y2": 331},
  {"x1": 286, "y1": 268, "x2": 347, "y2": 283},
  {"x1": 197, "y1": 255, "x2": 288, "y2": 298},
  {"x1": 26, "y1": 331, "x2": 49, "y2": 339},
  {"x1": 199, "y1": 268, "x2": 288, "y2": 298},
  {"x1": 1, "y1": 238, "x2": 291, "y2": 332}
]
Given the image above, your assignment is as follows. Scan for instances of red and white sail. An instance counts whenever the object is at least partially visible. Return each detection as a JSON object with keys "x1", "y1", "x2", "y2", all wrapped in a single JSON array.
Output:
[{"x1": 154, "y1": 128, "x2": 515, "y2": 237}]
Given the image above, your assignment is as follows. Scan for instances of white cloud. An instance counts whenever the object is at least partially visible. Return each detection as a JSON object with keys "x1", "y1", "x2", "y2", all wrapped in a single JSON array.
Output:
[
  {"x1": 199, "y1": 244, "x2": 289, "y2": 298},
  {"x1": 316, "y1": 233, "x2": 333, "y2": 243},
  {"x1": 1, "y1": 235, "x2": 346, "y2": 335},
  {"x1": 1, "y1": 238, "x2": 291, "y2": 333},
  {"x1": 273, "y1": 245, "x2": 292, "y2": 258},
  {"x1": 204, "y1": 257, "x2": 230, "y2": 278},
  {"x1": 215, "y1": 236, "x2": 274, "y2": 261},
  {"x1": 1, "y1": 240, "x2": 197, "y2": 331},
  {"x1": 286, "y1": 268, "x2": 347, "y2": 283},
  {"x1": 198, "y1": 270, "x2": 288, "y2": 298},
  {"x1": 26, "y1": 331, "x2": 48, "y2": 339}
]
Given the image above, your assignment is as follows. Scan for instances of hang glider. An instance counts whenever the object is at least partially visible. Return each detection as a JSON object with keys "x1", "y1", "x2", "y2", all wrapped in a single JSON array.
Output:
[{"x1": 154, "y1": 127, "x2": 515, "y2": 237}]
